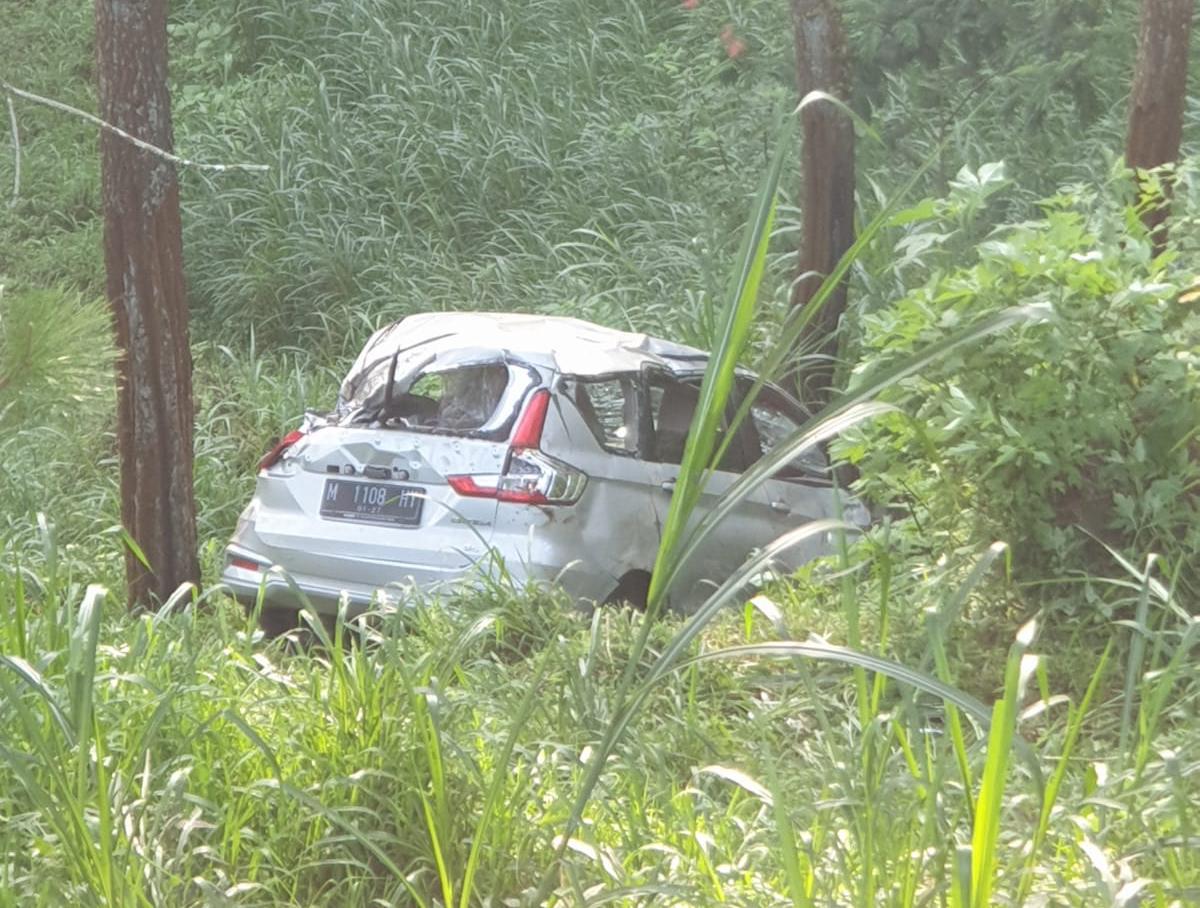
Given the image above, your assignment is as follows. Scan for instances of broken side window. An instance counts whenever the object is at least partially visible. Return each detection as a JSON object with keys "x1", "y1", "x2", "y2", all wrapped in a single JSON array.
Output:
[
  {"x1": 741, "y1": 383, "x2": 828, "y2": 480},
  {"x1": 646, "y1": 373, "x2": 755, "y2": 472},
  {"x1": 563, "y1": 375, "x2": 640, "y2": 455}
]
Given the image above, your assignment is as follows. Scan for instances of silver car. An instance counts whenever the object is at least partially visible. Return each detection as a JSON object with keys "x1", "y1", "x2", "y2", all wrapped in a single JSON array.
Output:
[{"x1": 222, "y1": 312, "x2": 864, "y2": 630}]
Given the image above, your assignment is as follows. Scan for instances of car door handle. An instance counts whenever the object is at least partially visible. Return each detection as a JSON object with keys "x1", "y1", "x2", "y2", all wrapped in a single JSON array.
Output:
[
  {"x1": 770, "y1": 499, "x2": 791, "y2": 514},
  {"x1": 660, "y1": 479, "x2": 676, "y2": 493}
]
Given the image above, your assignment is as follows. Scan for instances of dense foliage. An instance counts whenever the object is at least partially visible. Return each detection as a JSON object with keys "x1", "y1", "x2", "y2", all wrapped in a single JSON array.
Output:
[
  {"x1": 841, "y1": 162, "x2": 1200, "y2": 594},
  {"x1": 0, "y1": 534, "x2": 1196, "y2": 905},
  {"x1": 0, "y1": 0, "x2": 1198, "y2": 904}
]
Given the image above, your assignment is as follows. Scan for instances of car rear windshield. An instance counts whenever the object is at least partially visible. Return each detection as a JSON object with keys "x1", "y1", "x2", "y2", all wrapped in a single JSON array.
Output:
[{"x1": 342, "y1": 361, "x2": 537, "y2": 438}]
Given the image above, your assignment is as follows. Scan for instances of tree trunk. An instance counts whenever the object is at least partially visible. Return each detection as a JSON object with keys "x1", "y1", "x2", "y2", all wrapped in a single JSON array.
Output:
[
  {"x1": 791, "y1": 0, "x2": 856, "y2": 410},
  {"x1": 1126, "y1": 0, "x2": 1194, "y2": 255},
  {"x1": 96, "y1": 0, "x2": 200, "y2": 607}
]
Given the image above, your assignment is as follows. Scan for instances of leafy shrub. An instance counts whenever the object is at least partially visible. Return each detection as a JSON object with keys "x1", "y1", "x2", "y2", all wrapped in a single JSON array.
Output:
[{"x1": 839, "y1": 161, "x2": 1200, "y2": 593}]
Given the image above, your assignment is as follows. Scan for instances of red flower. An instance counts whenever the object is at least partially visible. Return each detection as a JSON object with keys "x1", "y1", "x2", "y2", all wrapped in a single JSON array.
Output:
[
  {"x1": 720, "y1": 24, "x2": 746, "y2": 59},
  {"x1": 681, "y1": 0, "x2": 699, "y2": 9}
]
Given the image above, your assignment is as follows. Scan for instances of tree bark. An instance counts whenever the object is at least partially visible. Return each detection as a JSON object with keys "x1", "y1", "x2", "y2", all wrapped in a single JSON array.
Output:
[
  {"x1": 96, "y1": 0, "x2": 200, "y2": 606},
  {"x1": 1126, "y1": 0, "x2": 1194, "y2": 255},
  {"x1": 790, "y1": 0, "x2": 856, "y2": 410}
]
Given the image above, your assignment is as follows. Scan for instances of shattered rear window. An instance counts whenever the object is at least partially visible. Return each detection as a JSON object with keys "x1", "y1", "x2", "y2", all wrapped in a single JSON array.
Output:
[{"x1": 345, "y1": 361, "x2": 537, "y2": 437}]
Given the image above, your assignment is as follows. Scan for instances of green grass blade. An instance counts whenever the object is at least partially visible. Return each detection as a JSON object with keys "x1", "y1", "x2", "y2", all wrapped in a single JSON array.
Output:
[
  {"x1": 1016, "y1": 640, "x2": 1112, "y2": 904},
  {"x1": 970, "y1": 619, "x2": 1037, "y2": 908},
  {"x1": 67, "y1": 584, "x2": 105, "y2": 749},
  {"x1": 458, "y1": 656, "x2": 548, "y2": 908},
  {"x1": 534, "y1": 110, "x2": 796, "y2": 904},
  {"x1": 665, "y1": 642, "x2": 991, "y2": 724},
  {"x1": 1118, "y1": 555, "x2": 1155, "y2": 756},
  {"x1": 650, "y1": 519, "x2": 861, "y2": 686},
  {"x1": 0, "y1": 654, "x2": 75, "y2": 745},
  {"x1": 657, "y1": 402, "x2": 895, "y2": 600},
  {"x1": 647, "y1": 108, "x2": 792, "y2": 614}
]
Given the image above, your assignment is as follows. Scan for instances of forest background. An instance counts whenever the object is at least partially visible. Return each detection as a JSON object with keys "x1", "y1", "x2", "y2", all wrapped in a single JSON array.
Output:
[{"x1": 0, "y1": 0, "x2": 1198, "y2": 905}]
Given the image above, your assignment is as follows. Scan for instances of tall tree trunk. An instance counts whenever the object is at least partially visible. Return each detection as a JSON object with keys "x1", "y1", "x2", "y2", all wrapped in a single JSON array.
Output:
[
  {"x1": 96, "y1": 0, "x2": 200, "y2": 607},
  {"x1": 1126, "y1": 0, "x2": 1194, "y2": 255},
  {"x1": 791, "y1": 0, "x2": 855, "y2": 410}
]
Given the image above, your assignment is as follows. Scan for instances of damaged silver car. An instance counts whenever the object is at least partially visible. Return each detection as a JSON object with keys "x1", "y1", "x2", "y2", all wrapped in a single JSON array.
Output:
[{"x1": 221, "y1": 312, "x2": 866, "y2": 630}]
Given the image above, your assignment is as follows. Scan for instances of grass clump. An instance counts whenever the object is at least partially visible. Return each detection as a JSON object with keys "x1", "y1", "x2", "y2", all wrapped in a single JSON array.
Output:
[
  {"x1": 0, "y1": 531, "x2": 1196, "y2": 905},
  {"x1": 1, "y1": 1, "x2": 1197, "y2": 905},
  {"x1": 0, "y1": 287, "x2": 117, "y2": 563}
]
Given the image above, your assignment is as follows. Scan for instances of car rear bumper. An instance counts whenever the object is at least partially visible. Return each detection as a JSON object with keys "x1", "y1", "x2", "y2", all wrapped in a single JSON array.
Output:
[{"x1": 220, "y1": 538, "x2": 616, "y2": 616}]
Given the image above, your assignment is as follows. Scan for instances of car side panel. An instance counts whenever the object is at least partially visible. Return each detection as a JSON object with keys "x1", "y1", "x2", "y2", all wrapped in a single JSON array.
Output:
[
  {"x1": 494, "y1": 384, "x2": 662, "y2": 604},
  {"x1": 640, "y1": 460, "x2": 780, "y2": 612}
]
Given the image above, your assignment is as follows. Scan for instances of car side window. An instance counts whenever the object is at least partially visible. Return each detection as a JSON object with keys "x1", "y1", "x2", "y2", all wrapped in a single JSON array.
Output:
[
  {"x1": 563, "y1": 376, "x2": 640, "y2": 455},
  {"x1": 747, "y1": 388, "x2": 828, "y2": 479},
  {"x1": 645, "y1": 374, "x2": 754, "y2": 472}
]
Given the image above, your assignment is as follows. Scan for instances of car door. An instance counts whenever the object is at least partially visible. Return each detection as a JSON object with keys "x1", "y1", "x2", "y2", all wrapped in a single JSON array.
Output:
[
  {"x1": 530, "y1": 372, "x2": 664, "y2": 604},
  {"x1": 640, "y1": 369, "x2": 780, "y2": 611},
  {"x1": 739, "y1": 381, "x2": 844, "y2": 569}
]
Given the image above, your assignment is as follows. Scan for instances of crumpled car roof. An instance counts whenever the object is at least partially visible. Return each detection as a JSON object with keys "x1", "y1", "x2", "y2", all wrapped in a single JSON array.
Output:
[{"x1": 339, "y1": 311, "x2": 709, "y2": 409}]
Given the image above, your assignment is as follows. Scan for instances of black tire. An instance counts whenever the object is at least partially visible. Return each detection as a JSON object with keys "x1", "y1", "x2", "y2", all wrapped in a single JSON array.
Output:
[
  {"x1": 257, "y1": 606, "x2": 301, "y2": 638},
  {"x1": 603, "y1": 571, "x2": 651, "y2": 611}
]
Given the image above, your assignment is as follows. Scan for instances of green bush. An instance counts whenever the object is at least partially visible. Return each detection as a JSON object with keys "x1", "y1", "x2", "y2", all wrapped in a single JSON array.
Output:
[{"x1": 839, "y1": 161, "x2": 1200, "y2": 593}]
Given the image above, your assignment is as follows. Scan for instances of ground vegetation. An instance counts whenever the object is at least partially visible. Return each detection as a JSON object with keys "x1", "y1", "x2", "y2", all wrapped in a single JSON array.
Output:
[{"x1": 0, "y1": 0, "x2": 1197, "y2": 904}]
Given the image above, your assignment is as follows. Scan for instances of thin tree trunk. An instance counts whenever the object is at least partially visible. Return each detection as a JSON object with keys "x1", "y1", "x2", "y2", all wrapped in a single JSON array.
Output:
[
  {"x1": 1126, "y1": 0, "x2": 1194, "y2": 255},
  {"x1": 96, "y1": 0, "x2": 200, "y2": 606},
  {"x1": 791, "y1": 0, "x2": 855, "y2": 410}
]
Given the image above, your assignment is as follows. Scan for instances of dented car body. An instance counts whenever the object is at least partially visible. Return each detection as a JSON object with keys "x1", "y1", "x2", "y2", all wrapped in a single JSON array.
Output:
[{"x1": 221, "y1": 312, "x2": 865, "y2": 622}]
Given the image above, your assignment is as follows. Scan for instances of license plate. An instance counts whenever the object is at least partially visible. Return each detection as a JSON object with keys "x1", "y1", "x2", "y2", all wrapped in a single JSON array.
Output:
[{"x1": 319, "y1": 479, "x2": 425, "y2": 527}]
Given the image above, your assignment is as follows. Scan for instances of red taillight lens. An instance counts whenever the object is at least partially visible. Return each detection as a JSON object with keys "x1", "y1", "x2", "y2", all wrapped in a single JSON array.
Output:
[
  {"x1": 257, "y1": 429, "x2": 305, "y2": 472},
  {"x1": 446, "y1": 389, "x2": 586, "y2": 505},
  {"x1": 510, "y1": 388, "x2": 551, "y2": 448},
  {"x1": 449, "y1": 450, "x2": 585, "y2": 505},
  {"x1": 497, "y1": 448, "x2": 584, "y2": 504},
  {"x1": 447, "y1": 474, "x2": 500, "y2": 498},
  {"x1": 229, "y1": 556, "x2": 263, "y2": 573}
]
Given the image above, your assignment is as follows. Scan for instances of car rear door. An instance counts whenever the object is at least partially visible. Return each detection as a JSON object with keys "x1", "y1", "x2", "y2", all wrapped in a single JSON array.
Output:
[
  {"x1": 526, "y1": 373, "x2": 664, "y2": 603},
  {"x1": 739, "y1": 381, "x2": 844, "y2": 569},
  {"x1": 639, "y1": 370, "x2": 780, "y2": 611}
]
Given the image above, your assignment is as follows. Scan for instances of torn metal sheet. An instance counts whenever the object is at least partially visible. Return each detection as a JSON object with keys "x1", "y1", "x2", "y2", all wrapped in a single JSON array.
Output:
[{"x1": 338, "y1": 312, "x2": 709, "y2": 411}]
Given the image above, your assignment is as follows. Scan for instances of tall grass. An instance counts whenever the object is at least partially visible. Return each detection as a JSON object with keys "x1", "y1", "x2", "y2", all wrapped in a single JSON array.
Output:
[
  {"x1": 1, "y1": 1, "x2": 1196, "y2": 904},
  {"x1": 2, "y1": 521, "x2": 1195, "y2": 904},
  {"x1": 149, "y1": 0, "x2": 1144, "y2": 359},
  {"x1": 168, "y1": 0, "x2": 791, "y2": 351}
]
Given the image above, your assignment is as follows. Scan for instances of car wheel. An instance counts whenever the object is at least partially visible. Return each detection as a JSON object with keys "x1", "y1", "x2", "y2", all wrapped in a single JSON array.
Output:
[
  {"x1": 604, "y1": 571, "x2": 651, "y2": 611},
  {"x1": 257, "y1": 606, "x2": 300, "y2": 638}
]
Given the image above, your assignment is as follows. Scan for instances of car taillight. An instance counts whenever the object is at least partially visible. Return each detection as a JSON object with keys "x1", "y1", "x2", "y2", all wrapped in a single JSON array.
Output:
[
  {"x1": 510, "y1": 387, "x2": 551, "y2": 448},
  {"x1": 257, "y1": 429, "x2": 305, "y2": 472},
  {"x1": 447, "y1": 389, "x2": 587, "y2": 505}
]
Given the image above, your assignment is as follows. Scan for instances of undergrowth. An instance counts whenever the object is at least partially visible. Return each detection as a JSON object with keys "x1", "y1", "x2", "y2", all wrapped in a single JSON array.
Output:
[
  {"x1": 0, "y1": 531, "x2": 1196, "y2": 906},
  {"x1": 1, "y1": 1, "x2": 1198, "y2": 905}
]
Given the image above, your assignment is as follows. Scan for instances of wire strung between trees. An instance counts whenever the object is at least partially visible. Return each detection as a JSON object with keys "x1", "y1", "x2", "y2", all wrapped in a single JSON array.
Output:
[
  {"x1": 5, "y1": 93, "x2": 18, "y2": 207},
  {"x1": 1, "y1": 79, "x2": 269, "y2": 204}
]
